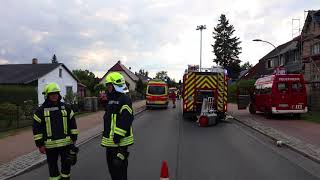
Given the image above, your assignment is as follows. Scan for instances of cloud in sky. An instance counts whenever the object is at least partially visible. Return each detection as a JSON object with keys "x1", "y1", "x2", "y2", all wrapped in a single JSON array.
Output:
[{"x1": 0, "y1": 0, "x2": 318, "y2": 80}]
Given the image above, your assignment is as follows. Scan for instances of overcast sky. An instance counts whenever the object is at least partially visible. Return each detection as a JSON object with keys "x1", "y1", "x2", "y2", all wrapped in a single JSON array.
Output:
[{"x1": 0, "y1": 0, "x2": 318, "y2": 80}]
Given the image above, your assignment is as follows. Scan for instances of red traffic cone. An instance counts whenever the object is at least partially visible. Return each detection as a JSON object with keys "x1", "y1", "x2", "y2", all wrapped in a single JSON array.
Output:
[{"x1": 160, "y1": 160, "x2": 169, "y2": 180}]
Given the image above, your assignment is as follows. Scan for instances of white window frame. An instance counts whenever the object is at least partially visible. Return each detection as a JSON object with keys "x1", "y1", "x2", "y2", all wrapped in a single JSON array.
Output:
[{"x1": 312, "y1": 43, "x2": 320, "y2": 55}]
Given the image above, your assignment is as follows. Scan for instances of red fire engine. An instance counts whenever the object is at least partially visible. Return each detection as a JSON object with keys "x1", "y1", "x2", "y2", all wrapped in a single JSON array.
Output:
[
  {"x1": 238, "y1": 69, "x2": 308, "y2": 117},
  {"x1": 182, "y1": 65, "x2": 228, "y2": 125}
]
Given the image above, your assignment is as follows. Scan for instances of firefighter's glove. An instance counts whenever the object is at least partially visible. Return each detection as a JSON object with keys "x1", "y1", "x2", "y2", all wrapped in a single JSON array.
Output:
[
  {"x1": 39, "y1": 146, "x2": 46, "y2": 154},
  {"x1": 116, "y1": 148, "x2": 129, "y2": 161},
  {"x1": 70, "y1": 144, "x2": 79, "y2": 153},
  {"x1": 113, "y1": 135, "x2": 121, "y2": 144}
]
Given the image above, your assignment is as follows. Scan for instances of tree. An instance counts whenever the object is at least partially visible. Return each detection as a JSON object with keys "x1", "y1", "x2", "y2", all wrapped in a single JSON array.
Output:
[
  {"x1": 51, "y1": 54, "x2": 58, "y2": 64},
  {"x1": 72, "y1": 69, "x2": 99, "y2": 96},
  {"x1": 155, "y1": 71, "x2": 168, "y2": 81},
  {"x1": 167, "y1": 78, "x2": 178, "y2": 88},
  {"x1": 136, "y1": 69, "x2": 149, "y2": 77},
  {"x1": 212, "y1": 14, "x2": 242, "y2": 79},
  {"x1": 240, "y1": 61, "x2": 253, "y2": 71},
  {"x1": 136, "y1": 79, "x2": 144, "y2": 94}
]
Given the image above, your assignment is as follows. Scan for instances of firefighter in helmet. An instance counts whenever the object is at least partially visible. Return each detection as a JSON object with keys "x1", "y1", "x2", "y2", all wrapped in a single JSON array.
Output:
[
  {"x1": 101, "y1": 72, "x2": 134, "y2": 180},
  {"x1": 32, "y1": 82, "x2": 79, "y2": 180}
]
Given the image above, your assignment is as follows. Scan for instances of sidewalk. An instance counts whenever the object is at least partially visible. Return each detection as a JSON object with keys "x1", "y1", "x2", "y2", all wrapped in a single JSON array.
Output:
[
  {"x1": 0, "y1": 100, "x2": 145, "y2": 179},
  {"x1": 228, "y1": 103, "x2": 320, "y2": 163},
  {"x1": 228, "y1": 103, "x2": 320, "y2": 147}
]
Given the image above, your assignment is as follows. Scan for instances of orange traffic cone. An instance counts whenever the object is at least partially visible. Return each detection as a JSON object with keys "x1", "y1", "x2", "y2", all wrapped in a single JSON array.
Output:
[{"x1": 160, "y1": 160, "x2": 169, "y2": 180}]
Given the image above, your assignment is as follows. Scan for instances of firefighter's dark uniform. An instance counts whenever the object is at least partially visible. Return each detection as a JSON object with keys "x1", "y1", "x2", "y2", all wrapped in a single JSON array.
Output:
[
  {"x1": 33, "y1": 100, "x2": 78, "y2": 180},
  {"x1": 101, "y1": 91, "x2": 134, "y2": 180}
]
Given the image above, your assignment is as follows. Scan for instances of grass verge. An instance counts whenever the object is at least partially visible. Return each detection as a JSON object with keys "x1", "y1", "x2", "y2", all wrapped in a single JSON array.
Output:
[{"x1": 301, "y1": 112, "x2": 320, "y2": 123}]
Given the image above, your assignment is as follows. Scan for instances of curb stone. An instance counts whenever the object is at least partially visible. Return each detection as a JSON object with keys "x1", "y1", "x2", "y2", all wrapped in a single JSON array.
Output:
[
  {"x1": 0, "y1": 107, "x2": 146, "y2": 180},
  {"x1": 229, "y1": 114, "x2": 320, "y2": 164}
]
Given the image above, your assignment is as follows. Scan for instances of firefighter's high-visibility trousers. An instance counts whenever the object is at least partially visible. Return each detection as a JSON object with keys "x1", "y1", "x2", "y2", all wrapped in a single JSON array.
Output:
[
  {"x1": 46, "y1": 146, "x2": 71, "y2": 180},
  {"x1": 106, "y1": 147, "x2": 129, "y2": 180}
]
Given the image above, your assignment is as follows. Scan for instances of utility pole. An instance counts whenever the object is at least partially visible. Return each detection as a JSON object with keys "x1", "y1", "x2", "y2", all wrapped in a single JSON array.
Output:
[{"x1": 196, "y1": 25, "x2": 206, "y2": 72}]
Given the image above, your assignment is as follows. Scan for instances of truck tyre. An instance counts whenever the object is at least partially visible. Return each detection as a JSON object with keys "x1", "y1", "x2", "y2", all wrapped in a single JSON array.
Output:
[{"x1": 249, "y1": 103, "x2": 256, "y2": 114}]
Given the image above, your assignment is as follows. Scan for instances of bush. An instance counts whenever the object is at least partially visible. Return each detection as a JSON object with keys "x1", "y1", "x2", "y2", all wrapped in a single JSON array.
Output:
[{"x1": 0, "y1": 102, "x2": 18, "y2": 128}]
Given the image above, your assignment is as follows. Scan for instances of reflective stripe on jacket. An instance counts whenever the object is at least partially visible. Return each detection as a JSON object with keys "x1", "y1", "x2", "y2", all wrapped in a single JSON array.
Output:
[
  {"x1": 32, "y1": 101, "x2": 78, "y2": 149},
  {"x1": 101, "y1": 92, "x2": 134, "y2": 147}
]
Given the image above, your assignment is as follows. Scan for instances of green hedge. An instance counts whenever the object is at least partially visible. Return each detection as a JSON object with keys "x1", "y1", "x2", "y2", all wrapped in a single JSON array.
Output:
[
  {"x1": 0, "y1": 102, "x2": 36, "y2": 131},
  {"x1": 0, "y1": 85, "x2": 38, "y2": 104}
]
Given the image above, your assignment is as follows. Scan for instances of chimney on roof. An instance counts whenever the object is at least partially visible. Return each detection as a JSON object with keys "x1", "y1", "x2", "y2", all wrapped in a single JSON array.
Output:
[
  {"x1": 118, "y1": 60, "x2": 121, "y2": 64},
  {"x1": 32, "y1": 58, "x2": 38, "y2": 64},
  {"x1": 129, "y1": 67, "x2": 132, "y2": 70}
]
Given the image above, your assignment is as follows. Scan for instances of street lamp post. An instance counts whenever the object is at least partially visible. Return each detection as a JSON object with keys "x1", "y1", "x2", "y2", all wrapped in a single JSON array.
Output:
[
  {"x1": 252, "y1": 39, "x2": 276, "y2": 49},
  {"x1": 253, "y1": 39, "x2": 280, "y2": 71},
  {"x1": 197, "y1": 25, "x2": 206, "y2": 72}
]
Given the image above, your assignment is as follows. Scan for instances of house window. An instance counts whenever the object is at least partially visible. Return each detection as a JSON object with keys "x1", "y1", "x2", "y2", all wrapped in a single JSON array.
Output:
[
  {"x1": 267, "y1": 60, "x2": 274, "y2": 68},
  {"x1": 66, "y1": 86, "x2": 73, "y2": 94},
  {"x1": 294, "y1": 50, "x2": 299, "y2": 62},
  {"x1": 59, "y1": 69, "x2": 62, "y2": 78},
  {"x1": 312, "y1": 43, "x2": 320, "y2": 55},
  {"x1": 279, "y1": 56, "x2": 285, "y2": 66}
]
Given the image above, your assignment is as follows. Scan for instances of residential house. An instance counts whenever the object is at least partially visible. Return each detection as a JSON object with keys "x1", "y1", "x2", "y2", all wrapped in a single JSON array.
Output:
[
  {"x1": 243, "y1": 36, "x2": 302, "y2": 79},
  {"x1": 0, "y1": 60, "x2": 80, "y2": 104},
  {"x1": 301, "y1": 10, "x2": 320, "y2": 83},
  {"x1": 301, "y1": 10, "x2": 320, "y2": 111},
  {"x1": 136, "y1": 74, "x2": 152, "y2": 84},
  {"x1": 99, "y1": 61, "x2": 139, "y2": 91}
]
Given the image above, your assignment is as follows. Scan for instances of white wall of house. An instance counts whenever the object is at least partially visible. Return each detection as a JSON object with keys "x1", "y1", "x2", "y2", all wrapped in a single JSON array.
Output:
[
  {"x1": 38, "y1": 65, "x2": 78, "y2": 104},
  {"x1": 100, "y1": 71, "x2": 136, "y2": 91}
]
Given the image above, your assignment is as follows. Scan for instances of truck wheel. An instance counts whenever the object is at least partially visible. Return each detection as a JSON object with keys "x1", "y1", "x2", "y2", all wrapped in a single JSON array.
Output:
[{"x1": 249, "y1": 103, "x2": 256, "y2": 114}]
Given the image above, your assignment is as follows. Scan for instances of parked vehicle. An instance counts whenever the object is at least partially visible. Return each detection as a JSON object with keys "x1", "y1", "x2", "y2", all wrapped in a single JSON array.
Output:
[
  {"x1": 238, "y1": 73, "x2": 308, "y2": 117},
  {"x1": 146, "y1": 79, "x2": 169, "y2": 109}
]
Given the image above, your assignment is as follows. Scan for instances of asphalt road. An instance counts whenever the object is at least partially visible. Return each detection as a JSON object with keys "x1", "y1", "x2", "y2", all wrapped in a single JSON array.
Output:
[{"x1": 13, "y1": 101, "x2": 320, "y2": 180}]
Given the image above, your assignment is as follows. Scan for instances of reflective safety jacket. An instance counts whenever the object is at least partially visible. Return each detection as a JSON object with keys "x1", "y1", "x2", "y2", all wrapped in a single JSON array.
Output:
[
  {"x1": 101, "y1": 92, "x2": 134, "y2": 147},
  {"x1": 32, "y1": 100, "x2": 78, "y2": 149}
]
